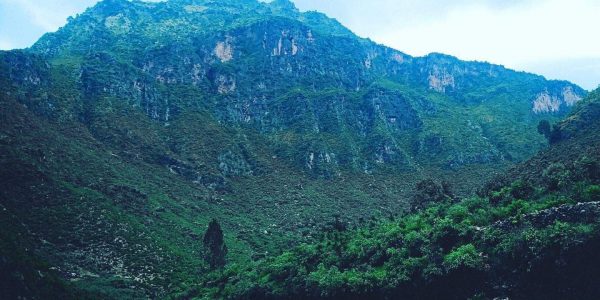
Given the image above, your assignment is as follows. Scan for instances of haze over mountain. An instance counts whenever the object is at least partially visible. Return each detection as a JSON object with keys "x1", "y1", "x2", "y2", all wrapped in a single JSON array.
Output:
[{"x1": 0, "y1": 0, "x2": 598, "y2": 299}]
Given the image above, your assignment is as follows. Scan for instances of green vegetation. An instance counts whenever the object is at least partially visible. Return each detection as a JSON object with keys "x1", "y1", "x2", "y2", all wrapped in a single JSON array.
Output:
[
  {"x1": 195, "y1": 146, "x2": 600, "y2": 298},
  {"x1": 188, "y1": 89, "x2": 600, "y2": 299},
  {"x1": 537, "y1": 119, "x2": 562, "y2": 143},
  {"x1": 0, "y1": 0, "x2": 597, "y2": 298},
  {"x1": 203, "y1": 219, "x2": 228, "y2": 270}
]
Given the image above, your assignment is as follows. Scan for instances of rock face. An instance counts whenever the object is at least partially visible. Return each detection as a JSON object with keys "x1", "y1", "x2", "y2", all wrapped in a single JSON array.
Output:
[
  {"x1": 562, "y1": 86, "x2": 583, "y2": 106},
  {"x1": 21, "y1": 0, "x2": 585, "y2": 176},
  {"x1": 428, "y1": 68, "x2": 455, "y2": 93},
  {"x1": 214, "y1": 39, "x2": 234, "y2": 63},
  {"x1": 533, "y1": 91, "x2": 561, "y2": 113},
  {"x1": 533, "y1": 87, "x2": 582, "y2": 113},
  {"x1": 493, "y1": 202, "x2": 600, "y2": 230},
  {"x1": 0, "y1": 0, "x2": 591, "y2": 297}
]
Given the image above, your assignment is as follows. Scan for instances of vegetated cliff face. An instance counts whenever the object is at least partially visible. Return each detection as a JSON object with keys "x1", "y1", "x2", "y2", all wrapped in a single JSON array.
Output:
[
  {"x1": 482, "y1": 89, "x2": 600, "y2": 195},
  {"x1": 0, "y1": 0, "x2": 590, "y2": 298},
  {"x1": 206, "y1": 90, "x2": 600, "y2": 300},
  {"x1": 27, "y1": 0, "x2": 585, "y2": 177}
]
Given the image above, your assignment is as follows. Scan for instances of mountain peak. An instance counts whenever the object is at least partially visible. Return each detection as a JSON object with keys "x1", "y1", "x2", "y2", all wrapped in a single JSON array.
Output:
[{"x1": 269, "y1": 0, "x2": 297, "y2": 8}]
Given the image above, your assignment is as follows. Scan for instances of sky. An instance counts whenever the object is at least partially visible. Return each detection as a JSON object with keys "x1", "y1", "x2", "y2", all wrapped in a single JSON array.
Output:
[{"x1": 0, "y1": 0, "x2": 598, "y2": 90}]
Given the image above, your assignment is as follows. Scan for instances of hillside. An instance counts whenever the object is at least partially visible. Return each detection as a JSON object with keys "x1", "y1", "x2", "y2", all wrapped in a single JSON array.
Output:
[
  {"x1": 0, "y1": 0, "x2": 592, "y2": 298},
  {"x1": 202, "y1": 89, "x2": 600, "y2": 299},
  {"x1": 25, "y1": 0, "x2": 585, "y2": 178}
]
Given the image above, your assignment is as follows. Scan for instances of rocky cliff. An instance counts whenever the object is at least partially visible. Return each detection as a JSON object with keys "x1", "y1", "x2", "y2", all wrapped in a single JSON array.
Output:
[{"x1": 0, "y1": 0, "x2": 591, "y2": 297}]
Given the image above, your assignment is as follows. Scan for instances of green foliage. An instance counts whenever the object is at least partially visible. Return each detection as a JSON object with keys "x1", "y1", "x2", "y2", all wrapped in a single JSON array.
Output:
[
  {"x1": 584, "y1": 185, "x2": 600, "y2": 201},
  {"x1": 537, "y1": 119, "x2": 552, "y2": 138},
  {"x1": 509, "y1": 179, "x2": 534, "y2": 199},
  {"x1": 203, "y1": 219, "x2": 228, "y2": 270},
  {"x1": 537, "y1": 119, "x2": 562, "y2": 143},
  {"x1": 542, "y1": 162, "x2": 572, "y2": 191},
  {"x1": 0, "y1": 0, "x2": 597, "y2": 298},
  {"x1": 575, "y1": 156, "x2": 599, "y2": 181},
  {"x1": 197, "y1": 183, "x2": 600, "y2": 299},
  {"x1": 410, "y1": 179, "x2": 453, "y2": 211},
  {"x1": 197, "y1": 112, "x2": 600, "y2": 298},
  {"x1": 443, "y1": 244, "x2": 484, "y2": 270}
]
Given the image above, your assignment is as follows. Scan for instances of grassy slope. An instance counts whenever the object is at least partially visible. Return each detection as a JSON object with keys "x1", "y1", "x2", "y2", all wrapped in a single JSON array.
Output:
[
  {"x1": 1, "y1": 71, "x2": 490, "y2": 298},
  {"x1": 0, "y1": 0, "x2": 590, "y2": 297},
  {"x1": 202, "y1": 90, "x2": 600, "y2": 299}
]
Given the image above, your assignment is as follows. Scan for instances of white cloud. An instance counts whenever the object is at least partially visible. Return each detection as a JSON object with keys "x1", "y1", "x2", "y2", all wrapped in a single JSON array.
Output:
[
  {"x1": 4, "y1": 0, "x2": 67, "y2": 31},
  {"x1": 375, "y1": 0, "x2": 600, "y2": 64}
]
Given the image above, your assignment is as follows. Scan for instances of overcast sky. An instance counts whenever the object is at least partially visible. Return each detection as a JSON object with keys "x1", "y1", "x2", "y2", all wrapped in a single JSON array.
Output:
[{"x1": 0, "y1": 0, "x2": 598, "y2": 90}]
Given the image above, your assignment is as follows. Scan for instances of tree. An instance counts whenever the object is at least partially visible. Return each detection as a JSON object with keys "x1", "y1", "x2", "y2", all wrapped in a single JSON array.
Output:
[
  {"x1": 329, "y1": 213, "x2": 347, "y2": 232},
  {"x1": 537, "y1": 120, "x2": 562, "y2": 144},
  {"x1": 203, "y1": 219, "x2": 227, "y2": 269},
  {"x1": 410, "y1": 179, "x2": 454, "y2": 211},
  {"x1": 537, "y1": 120, "x2": 552, "y2": 140}
]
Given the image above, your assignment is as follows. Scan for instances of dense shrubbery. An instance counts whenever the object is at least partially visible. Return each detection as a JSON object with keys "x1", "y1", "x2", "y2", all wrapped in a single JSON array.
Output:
[
  {"x1": 192, "y1": 100, "x2": 600, "y2": 298},
  {"x1": 190, "y1": 172, "x2": 600, "y2": 299},
  {"x1": 0, "y1": 0, "x2": 598, "y2": 297},
  {"x1": 410, "y1": 178, "x2": 454, "y2": 211},
  {"x1": 537, "y1": 120, "x2": 562, "y2": 144}
]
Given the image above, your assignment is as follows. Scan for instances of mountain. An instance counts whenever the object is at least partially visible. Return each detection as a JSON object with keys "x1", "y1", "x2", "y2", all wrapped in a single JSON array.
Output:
[
  {"x1": 27, "y1": 0, "x2": 585, "y2": 177},
  {"x1": 201, "y1": 89, "x2": 600, "y2": 299},
  {"x1": 0, "y1": 0, "x2": 591, "y2": 298}
]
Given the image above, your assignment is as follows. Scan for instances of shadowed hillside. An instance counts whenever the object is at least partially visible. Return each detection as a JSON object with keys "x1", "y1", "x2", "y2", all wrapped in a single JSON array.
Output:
[{"x1": 0, "y1": 0, "x2": 594, "y2": 298}]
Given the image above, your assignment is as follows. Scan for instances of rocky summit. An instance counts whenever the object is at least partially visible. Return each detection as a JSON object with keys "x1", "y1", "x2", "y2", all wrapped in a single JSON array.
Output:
[{"x1": 0, "y1": 0, "x2": 598, "y2": 299}]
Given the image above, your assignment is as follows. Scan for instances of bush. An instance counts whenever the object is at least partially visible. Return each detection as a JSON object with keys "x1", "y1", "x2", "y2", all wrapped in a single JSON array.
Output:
[
  {"x1": 542, "y1": 163, "x2": 571, "y2": 191},
  {"x1": 411, "y1": 179, "x2": 453, "y2": 211},
  {"x1": 443, "y1": 244, "x2": 484, "y2": 271},
  {"x1": 537, "y1": 120, "x2": 551, "y2": 140},
  {"x1": 583, "y1": 185, "x2": 600, "y2": 202},
  {"x1": 537, "y1": 120, "x2": 562, "y2": 143},
  {"x1": 510, "y1": 179, "x2": 534, "y2": 200},
  {"x1": 574, "y1": 156, "x2": 599, "y2": 181},
  {"x1": 489, "y1": 187, "x2": 511, "y2": 204}
]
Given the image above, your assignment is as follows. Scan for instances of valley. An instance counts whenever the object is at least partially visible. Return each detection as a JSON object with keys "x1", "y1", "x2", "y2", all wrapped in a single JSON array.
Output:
[{"x1": 0, "y1": 0, "x2": 598, "y2": 299}]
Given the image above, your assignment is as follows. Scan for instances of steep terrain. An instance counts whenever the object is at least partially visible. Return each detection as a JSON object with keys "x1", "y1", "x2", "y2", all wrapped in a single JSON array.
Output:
[
  {"x1": 0, "y1": 0, "x2": 591, "y2": 298},
  {"x1": 26, "y1": 0, "x2": 585, "y2": 178},
  {"x1": 203, "y1": 89, "x2": 600, "y2": 300}
]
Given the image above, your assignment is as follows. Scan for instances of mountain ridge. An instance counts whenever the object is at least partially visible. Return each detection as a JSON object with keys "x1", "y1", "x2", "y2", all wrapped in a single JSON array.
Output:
[
  {"x1": 19, "y1": 0, "x2": 586, "y2": 174},
  {"x1": 0, "y1": 0, "x2": 595, "y2": 298}
]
